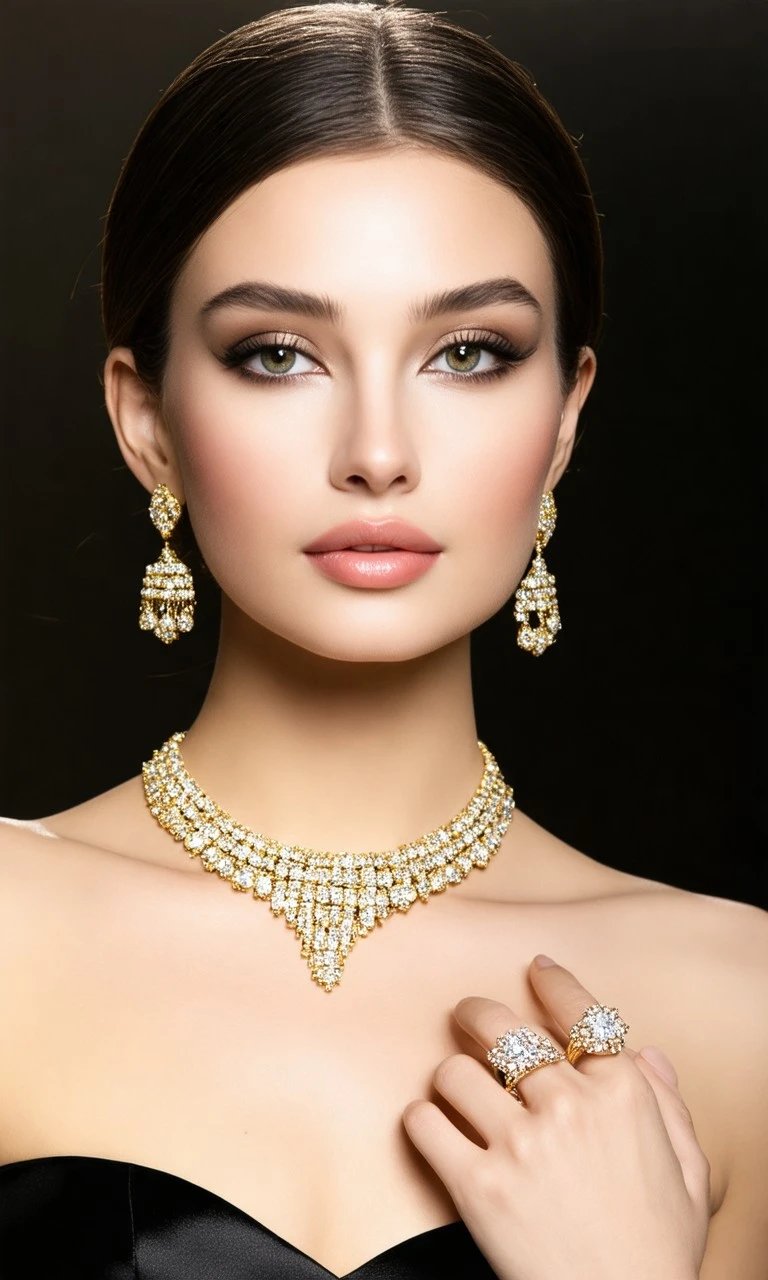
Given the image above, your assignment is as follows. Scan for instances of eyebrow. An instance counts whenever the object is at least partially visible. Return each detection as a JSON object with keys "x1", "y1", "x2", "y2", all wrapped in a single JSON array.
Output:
[{"x1": 199, "y1": 275, "x2": 542, "y2": 323}]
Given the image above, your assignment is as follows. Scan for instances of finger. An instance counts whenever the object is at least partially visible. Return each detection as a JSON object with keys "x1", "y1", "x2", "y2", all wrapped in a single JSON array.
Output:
[
  {"x1": 635, "y1": 1047, "x2": 712, "y2": 1210},
  {"x1": 527, "y1": 956, "x2": 630, "y2": 1077},
  {"x1": 431, "y1": 1052, "x2": 525, "y2": 1144},
  {"x1": 402, "y1": 1096, "x2": 482, "y2": 1200},
  {"x1": 453, "y1": 995, "x2": 572, "y2": 1106}
]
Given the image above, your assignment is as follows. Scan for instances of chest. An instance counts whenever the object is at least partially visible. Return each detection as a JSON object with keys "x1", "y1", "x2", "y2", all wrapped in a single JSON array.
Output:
[
  {"x1": 1, "y1": 882, "x2": 539, "y2": 1253},
  {"x1": 14, "y1": 882, "x2": 547, "y2": 1148},
  {"x1": 4, "y1": 875, "x2": 728, "y2": 1272}
]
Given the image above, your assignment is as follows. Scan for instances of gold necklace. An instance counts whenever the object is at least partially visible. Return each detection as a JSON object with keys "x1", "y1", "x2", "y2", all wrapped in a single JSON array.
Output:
[{"x1": 142, "y1": 731, "x2": 515, "y2": 991}]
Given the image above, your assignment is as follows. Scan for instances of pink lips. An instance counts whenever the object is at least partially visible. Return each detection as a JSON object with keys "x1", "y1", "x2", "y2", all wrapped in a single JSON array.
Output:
[{"x1": 303, "y1": 518, "x2": 443, "y2": 588}]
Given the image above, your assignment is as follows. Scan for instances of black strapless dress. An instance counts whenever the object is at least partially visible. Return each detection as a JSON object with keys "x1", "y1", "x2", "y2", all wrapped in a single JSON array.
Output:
[{"x1": 0, "y1": 1155, "x2": 499, "y2": 1278}]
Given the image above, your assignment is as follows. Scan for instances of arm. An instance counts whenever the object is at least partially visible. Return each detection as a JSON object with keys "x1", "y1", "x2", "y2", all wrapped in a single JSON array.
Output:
[{"x1": 698, "y1": 901, "x2": 768, "y2": 1279}]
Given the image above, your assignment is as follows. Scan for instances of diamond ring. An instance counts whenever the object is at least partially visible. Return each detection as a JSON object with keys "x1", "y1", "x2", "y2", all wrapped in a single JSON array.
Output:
[
  {"x1": 486, "y1": 1025, "x2": 567, "y2": 1102},
  {"x1": 565, "y1": 1003, "x2": 629, "y2": 1064}
]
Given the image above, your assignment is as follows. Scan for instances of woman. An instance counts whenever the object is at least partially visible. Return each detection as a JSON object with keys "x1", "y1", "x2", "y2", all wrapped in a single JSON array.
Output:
[{"x1": 0, "y1": 3, "x2": 765, "y2": 1276}]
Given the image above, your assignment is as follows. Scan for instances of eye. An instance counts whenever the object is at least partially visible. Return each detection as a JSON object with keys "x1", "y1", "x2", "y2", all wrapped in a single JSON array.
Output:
[
  {"x1": 425, "y1": 330, "x2": 532, "y2": 383},
  {"x1": 430, "y1": 342, "x2": 497, "y2": 376},
  {"x1": 220, "y1": 334, "x2": 322, "y2": 382},
  {"x1": 250, "y1": 344, "x2": 316, "y2": 377}
]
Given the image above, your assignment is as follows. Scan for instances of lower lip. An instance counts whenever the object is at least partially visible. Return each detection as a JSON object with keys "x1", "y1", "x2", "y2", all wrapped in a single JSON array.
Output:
[{"x1": 305, "y1": 549, "x2": 440, "y2": 588}]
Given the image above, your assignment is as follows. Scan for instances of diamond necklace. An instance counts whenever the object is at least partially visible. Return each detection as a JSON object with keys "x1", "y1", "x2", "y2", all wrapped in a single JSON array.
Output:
[{"x1": 142, "y1": 731, "x2": 515, "y2": 991}]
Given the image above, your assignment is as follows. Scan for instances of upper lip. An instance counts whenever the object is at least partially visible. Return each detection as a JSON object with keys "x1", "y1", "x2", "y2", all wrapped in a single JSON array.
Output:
[{"x1": 304, "y1": 518, "x2": 443, "y2": 554}]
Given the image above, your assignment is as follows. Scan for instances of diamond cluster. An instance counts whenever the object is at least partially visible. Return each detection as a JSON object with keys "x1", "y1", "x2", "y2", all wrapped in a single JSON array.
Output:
[
  {"x1": 487, "y1": 1026, "x2": 565, "y2": 1098},
  {"x1": 566, "y1": 1004, "x2": 629, "y2": 1062},
  {"x1": 513, "y1": 491, "x2": 560, "y2": 656},
  {"x1": 138, "y1": 545, "x2": 196, "y2": 644},
  {"x1": 536, "y1": 491, "x2": 557, "y2": 548},
  {"x1": 514, "y1": 551, "x2": 561, "y2": 656},
  {"x1": 142, "y1": 732, "x2": 515, "y2": 991},
  {"x1": 149, "y1": 484, "x2": 182, "y2": 539}
]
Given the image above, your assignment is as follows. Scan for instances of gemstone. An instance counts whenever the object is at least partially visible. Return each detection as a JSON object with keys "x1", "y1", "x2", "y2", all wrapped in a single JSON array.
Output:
[
  {"x1": 487, "y1": 1026, "x2": 564, "y2": 1090},
  {"x1": 148, "y1": 484, "x2": 182, "y2": 538},
  {"x1": 571, "y1": 1004, "x2": 630, "y2": 1053}
]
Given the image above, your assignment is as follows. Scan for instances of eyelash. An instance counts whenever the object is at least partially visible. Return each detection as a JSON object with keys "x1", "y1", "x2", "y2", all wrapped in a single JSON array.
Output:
[{"x1": 219, "y1": 328, "x2": 533, "y2": 385}]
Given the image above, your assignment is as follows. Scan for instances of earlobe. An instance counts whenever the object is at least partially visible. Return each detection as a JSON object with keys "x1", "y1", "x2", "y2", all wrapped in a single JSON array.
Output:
[{"x1": 103, "y1": 347, "x2": 183, "y2": 500}]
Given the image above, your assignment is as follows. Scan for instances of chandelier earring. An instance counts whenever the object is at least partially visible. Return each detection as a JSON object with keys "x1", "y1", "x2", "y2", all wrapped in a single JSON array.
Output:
[
  {"x1": 138, "y1": 483, "x2": 196, "y2": 644},
  {"x1": 514, "y1": 490, "x2": 561, "y2": 656}
]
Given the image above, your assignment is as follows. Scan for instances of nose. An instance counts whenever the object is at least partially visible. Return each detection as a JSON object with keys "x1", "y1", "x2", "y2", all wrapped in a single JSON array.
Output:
[{"x1": 328, "y1": 375, "x2": 421, "y2": 496}]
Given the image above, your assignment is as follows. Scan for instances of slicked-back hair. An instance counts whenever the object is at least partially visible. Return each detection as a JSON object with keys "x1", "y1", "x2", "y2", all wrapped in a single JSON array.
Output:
[{"x1": 101, "y1": 2, "x2": 604, "y2": 398}]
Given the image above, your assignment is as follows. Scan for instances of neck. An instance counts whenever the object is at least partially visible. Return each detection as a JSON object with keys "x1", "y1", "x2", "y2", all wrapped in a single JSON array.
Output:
[{"x1": 179, "y1": 600, "x2": 483, "y2": 852}]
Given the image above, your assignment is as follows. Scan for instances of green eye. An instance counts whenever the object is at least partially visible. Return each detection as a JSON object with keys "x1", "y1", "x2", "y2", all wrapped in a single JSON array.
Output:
[
  {"x1": 258, "y1": 346, "x2": 298, "y2": 374},
  {"x1": 444, "y1": 343, "x2": 483, "y2": 373}
]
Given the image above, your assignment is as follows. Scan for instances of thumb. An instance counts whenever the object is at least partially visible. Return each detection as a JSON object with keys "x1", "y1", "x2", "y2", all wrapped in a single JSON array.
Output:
[{"x1": 635, "y1": 1044, "x2": 711, "y2": 1214}]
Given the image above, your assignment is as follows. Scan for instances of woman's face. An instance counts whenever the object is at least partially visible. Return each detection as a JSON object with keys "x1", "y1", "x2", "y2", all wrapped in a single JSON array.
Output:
[{"x1": 139, "y1": 147, "x2": 594, "y2": 661}]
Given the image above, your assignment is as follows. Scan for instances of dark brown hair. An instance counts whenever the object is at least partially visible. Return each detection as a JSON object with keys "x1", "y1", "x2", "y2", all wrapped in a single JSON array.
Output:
[{"x1": 101, "y1": 1, "x2": 603, "y2": 396}]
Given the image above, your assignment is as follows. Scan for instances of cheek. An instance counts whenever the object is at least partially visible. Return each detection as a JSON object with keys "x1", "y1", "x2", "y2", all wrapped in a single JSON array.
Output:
[
  {"x1": 469, "y1": 424, "x2": 554, "y2": 532},
  {"x1": 166, "y1": 373, "x2": 310, "y2": 566},
  {"x1": 440, "y1": 388, "x2": 561, "y2": 592}
]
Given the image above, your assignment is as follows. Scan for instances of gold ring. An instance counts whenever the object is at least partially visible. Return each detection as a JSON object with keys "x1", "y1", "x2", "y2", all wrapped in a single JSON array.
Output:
[
  {"x1": 566, "y1": 1003, "x2": 629, "y2": 1065},
  {"x1": 486, "y1": 1025, "x2": 567, "y2": 1102}
]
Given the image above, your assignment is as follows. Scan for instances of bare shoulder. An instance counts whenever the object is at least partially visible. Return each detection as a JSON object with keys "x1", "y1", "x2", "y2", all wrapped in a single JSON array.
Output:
[
  {"x1": 585, "y1": 859, "x2": 768, "y2": 1033},
  {"x1": 650, "y1": 879, "x2": 768, "y2": 1062},
  {"x1": 621, "y1": 877, "x2": 767, "y2": 990},
  {"x1": 617, "y1": 869, "x2": 767, "y2": 941},
  {"x1": 1, "y1": 771, "x2": 187, "y2": 872},
  {"x1": 0, "y1": 778, "x2": 186, "y2": 964},
  {"x1": 0, "y1": 819, "x2": 80, "y2": 996},
  {"x1": 498, "y1": 806, "x2": 709, "y2": 904}
]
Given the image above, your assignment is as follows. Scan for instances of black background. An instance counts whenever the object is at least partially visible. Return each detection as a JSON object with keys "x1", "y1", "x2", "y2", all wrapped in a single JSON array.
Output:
[{"x1": 1, "y1": 0, "x2": 765, "y2": 906}]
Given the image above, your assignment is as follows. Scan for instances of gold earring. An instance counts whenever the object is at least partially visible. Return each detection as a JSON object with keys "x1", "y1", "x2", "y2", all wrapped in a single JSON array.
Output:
[
  {"x1": 514, "y1": 491, "x2": 561, "y2": 656},
  {"x1": 138, "y1": 483, "x2": 196, "y2": 644}
]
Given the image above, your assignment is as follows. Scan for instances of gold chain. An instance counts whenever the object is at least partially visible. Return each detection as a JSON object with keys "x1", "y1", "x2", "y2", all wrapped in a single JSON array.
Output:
[{"x1": 142, "y1": 732, "x2": 515, "y2": 991}]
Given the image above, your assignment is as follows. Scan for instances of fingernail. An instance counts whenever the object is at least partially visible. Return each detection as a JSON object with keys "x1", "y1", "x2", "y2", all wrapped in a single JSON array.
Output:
[
  {"x1": 533, "y1": 954, "x2": 557, "y2": 968},
  {"x1": 639, "y1": 1046, "x2": 678, "y2": 1086}
]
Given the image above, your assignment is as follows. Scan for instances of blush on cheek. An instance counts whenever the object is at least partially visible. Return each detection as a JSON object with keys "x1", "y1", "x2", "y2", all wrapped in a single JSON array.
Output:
[
  {"x1": 172, "y1": 408, "x2": 308, "y2": 603},
  {"x1": 469, "y1": 413, "x2": 559, "y2": 546},
  {"x1": 168, "y1": 377, "x2": 275, "y2": 520},
  {"x1": 450, "y1": 406, "x2": 560, "y2": 616}
]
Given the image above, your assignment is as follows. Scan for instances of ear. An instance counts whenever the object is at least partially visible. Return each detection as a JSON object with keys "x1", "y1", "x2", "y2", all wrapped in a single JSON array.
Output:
[
  {"x1": 103, "y1": 347, "x2": 185, "y2": 501},
  {"x1": 544, "y1": 346, "x2": 597, "y2": 491}
]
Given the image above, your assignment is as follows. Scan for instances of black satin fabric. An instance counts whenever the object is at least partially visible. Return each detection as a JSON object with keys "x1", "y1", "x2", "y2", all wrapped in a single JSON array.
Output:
[{"x1": 0, "y1": 1155, "x2": 499, "y2": 1278}]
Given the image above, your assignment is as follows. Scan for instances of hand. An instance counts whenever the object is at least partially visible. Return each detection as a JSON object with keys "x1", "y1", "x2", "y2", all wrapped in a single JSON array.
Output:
[{"x1": 402, "y1": 956, "x2": 710, "y2": 1280}]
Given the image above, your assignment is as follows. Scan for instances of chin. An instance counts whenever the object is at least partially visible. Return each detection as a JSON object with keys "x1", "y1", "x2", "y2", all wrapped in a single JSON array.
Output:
[
  {"x1": 221, "y1": 574, "x2": 514, "y2": 663},
  {"x1": 245, "y1": 592, "x2": 508, "y2": 662},
  {"x1": 266, "y1": 618, "x2": 465, "y2": 663}
]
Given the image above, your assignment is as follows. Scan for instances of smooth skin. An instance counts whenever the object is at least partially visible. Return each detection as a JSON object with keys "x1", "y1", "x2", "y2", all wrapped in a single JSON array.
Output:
[{"x1": 1, "y1": 148, "x2": 766, "y2": 1278}]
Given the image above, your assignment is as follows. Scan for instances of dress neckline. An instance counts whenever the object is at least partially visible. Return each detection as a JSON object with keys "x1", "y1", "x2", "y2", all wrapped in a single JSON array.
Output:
[{"x1": 0, "y1": 1153, "x2": 468, "y2": 1278}]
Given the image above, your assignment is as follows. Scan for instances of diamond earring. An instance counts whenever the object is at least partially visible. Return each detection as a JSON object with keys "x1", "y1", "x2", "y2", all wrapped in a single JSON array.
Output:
[
  {"x1": 138, "y1": 483, "x2": 196, "y2": 644},
  {"x1": 514, "y1": 491, "x2": 561, "y2": 656}
]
